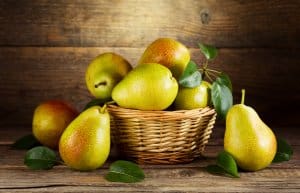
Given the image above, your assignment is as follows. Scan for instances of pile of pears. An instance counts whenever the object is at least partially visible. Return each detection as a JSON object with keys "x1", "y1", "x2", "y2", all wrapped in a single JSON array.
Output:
[
  {"x1": 33, "y1": 38, "x2": 202, "y2": 171},
  {"x1": 32, "y1": 101, "x2": 110, "y2": 170},
  {"x1": 85, "y1": 38, "x2": 211, "y2": 111},
  {"x1": 32, "y1": 38, "x2": 277, "y2": 172}
]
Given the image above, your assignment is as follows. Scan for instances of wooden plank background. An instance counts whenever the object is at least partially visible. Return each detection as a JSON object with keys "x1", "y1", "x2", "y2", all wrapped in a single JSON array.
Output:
[{"x1": 0, "y1": 0, "x2": 300, "y2": 127}]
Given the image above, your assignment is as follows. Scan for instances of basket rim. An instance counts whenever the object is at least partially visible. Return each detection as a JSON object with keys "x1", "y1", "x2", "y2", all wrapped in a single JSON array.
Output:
[{"x1": 107, "y1": 104, "x2": 216, "y2": 119}]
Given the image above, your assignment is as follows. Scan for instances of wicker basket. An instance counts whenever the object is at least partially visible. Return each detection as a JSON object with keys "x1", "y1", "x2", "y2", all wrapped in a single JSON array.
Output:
[{"x1": 107, "y1": 104, "x2": 217, "y2": 164}]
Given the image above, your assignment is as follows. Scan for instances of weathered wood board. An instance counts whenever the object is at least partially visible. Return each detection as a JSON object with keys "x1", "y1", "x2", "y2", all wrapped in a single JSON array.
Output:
[
  {"x1": 0, "y1": 0, "x2": 300, "y2": 127},
  {"x1": 1, "y1": 47, "x2": 299, "y2": 126},
  {"x1": 0, "y1": 0, "x2": 299, "y2": 48},
  {"x1": 0, "y1": 127, "x2": 299, "y2": 193}
]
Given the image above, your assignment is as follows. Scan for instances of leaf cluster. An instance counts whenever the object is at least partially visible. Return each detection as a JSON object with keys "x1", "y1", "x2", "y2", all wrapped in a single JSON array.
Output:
[{"x1": 178, "y1": 43, "x2": 233, "y2": 119}]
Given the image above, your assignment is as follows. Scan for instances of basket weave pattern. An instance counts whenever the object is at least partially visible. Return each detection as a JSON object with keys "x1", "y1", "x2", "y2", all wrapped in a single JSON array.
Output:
[{"x1": 107, "y1": 104, "x2": 217, "y2": 164}]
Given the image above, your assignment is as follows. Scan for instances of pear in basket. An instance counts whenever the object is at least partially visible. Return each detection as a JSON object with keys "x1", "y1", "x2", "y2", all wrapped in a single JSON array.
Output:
[
  {"x1": 175, "y1": 81, "x2": 211, "y2": 110},
  {"x1": 85, "y1": 52, "x2": 132, "y2": 101},
  {"x1": 112, "y1": 63, "x2": 178, "y2": 110},
  {"x1": 138, "y1": 38, "x2": 190, "y2": 79}
]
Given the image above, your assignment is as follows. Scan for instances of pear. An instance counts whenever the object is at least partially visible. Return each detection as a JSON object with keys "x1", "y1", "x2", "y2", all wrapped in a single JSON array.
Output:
[
  {"x1": 112, "y1": 63, "x2": 178, "y2": 110},
  {"x1": 59, "y1": 106, "x2": 110, "y2": 171},
  {"x1": 138, "y1": 38, "x2": 190, "y2": 79},
  {"x1": 174, "y1": 81, "x2": 211, "y2": 110},
  {"x1": 32, "y1": 100, "x2": 78, "y2": 149},
  {"x1": 224, "y1": 89, "x2": 277, "y2": 171},
  {"x1": 85, "y1": 52, "x2": 132, "y2": 101}
]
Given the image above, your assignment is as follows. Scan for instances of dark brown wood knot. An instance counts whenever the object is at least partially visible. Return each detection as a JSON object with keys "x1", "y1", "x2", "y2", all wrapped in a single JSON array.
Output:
[{"x1": 200, "y1": 9, "x2": 211, "y2": 24}]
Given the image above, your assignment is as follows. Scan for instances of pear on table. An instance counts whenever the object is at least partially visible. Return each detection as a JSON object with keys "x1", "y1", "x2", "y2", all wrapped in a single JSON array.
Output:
[
  {"x1": 224, "y1": 89, "x2": 277, "y2": 171},
  {"x1": 59, "y1": 106, "x2": 110, "y2": 171},
  {"x1": 32, "y1": 100, "x2": 78, "y2": 149}
]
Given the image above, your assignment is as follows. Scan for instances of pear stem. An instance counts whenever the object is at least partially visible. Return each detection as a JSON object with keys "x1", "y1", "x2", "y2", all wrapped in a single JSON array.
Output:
[
  {"x1": 205, "y1": 71, "x2": 214, "y2": 82},
  {"x1": 105, "y1": 100, "x2": 116, "y2": 105},
  {"x1": 100, "y1": 104, "x2": 107, "y2": 114},
  {"x1": 206, "y1": 68, "x2": 221, "y2": 74},
  {"x1": 241, "y1": 89, "x2": 245, "y2": 104}
]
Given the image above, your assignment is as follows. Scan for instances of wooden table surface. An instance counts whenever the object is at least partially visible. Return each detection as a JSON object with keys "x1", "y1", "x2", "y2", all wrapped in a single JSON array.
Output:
[{"x1": 0, "y1": 127, "x2": 299, "y2": 193}]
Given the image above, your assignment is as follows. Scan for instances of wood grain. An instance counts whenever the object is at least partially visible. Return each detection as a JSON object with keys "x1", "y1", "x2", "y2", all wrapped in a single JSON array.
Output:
[
  {"x1": 0, "y1": 127, "x2": 299, "y2": 193},
  {"x1": 0, "y1": 167, "x2": 299, "y2": 192},
  {"x1": 1, "y1": 47, "x2": 299, "y2": 127},
  {"x1": 1, "y1": 144, "x2": 299, "y2": 170},
  {"x1": 0, "y1": 0, "x2": 299, "y2": 48},
  {"x1": 2, "y1": 126, "x2": 299, "y2": 168},
  {"x1": 0, "y1": 128, "x2": 298, "y2": 192}
]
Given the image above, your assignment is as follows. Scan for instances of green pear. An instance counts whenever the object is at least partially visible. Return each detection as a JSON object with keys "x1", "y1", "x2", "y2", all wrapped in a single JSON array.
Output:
[
  {"x1": 59, "y1": 106, "x2": 110, "y2": 171},
  {"x1": 85, "y1": 52, "x2": 132, "y2": 101},
  {"x1": 174, "y1": 81, "x2": 211, "y2": 110},
  {"x1": 112, "y1": 63, "x2": 178, "y2": 110},
  {"x1": 224, "y1": 89, "x2": 277, "y2": 171}
]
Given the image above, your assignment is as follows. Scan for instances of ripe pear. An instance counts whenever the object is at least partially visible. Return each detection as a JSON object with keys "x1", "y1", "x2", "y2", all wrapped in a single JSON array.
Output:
[
  {"x1": 85, "y1": 52, "x2": 132, "y2": 101},
  {"x1": 112, "y1": 63, "x2": 178, "y2": 110},
  {"x1": 59, "y1": 106, "x2": 110, "y2": 171},
  {"x1": 224, "y1": 89, "x2": 277, "y2": 171},
  {"x1": 32, "y1": 100, "x2": 78, "y2": 149},
  {"x1": 138, "y1": 38, "x2": 190, "y2": 79},
  {"x1": 174, "y1": 81, "x2": 211, "y2": 110}
]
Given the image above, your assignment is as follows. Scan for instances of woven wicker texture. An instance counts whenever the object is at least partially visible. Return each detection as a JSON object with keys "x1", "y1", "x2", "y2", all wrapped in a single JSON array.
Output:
[{"x1": 107, "y1": 104, "x2": 217, "y2": 164}]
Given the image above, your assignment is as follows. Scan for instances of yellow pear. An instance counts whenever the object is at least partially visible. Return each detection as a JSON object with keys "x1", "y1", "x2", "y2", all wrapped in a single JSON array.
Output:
[
  {"x1": 85, "y1": 52, "x2": 132, "y2": 101},
  {"x1": 112, "y1": 63, "x2": 178, "y2": 110},
  {"x1": 174, "y1": 81, "x2": 211, "y2": 110},
  {"x1": 138, "y1": 38, "x2": 190, "y2": 79},
  {"x1": 224, "y1": 89, "x2": 277, "y2": 171},
  {"x1": 59, "y1": 106, "x2": 110, "y2": 171},
  {"x1": 32, "y1": 100, "x2": 78, "y2": 149}
]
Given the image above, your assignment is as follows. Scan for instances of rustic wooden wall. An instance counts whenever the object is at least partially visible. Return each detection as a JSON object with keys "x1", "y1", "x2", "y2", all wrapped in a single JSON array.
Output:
[{"x1": 0, "y1": 0, "x2": 299, "y2": 128}]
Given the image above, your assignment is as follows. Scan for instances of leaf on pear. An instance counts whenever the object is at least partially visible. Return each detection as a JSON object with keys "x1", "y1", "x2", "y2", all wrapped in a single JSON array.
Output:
[
  {"x1": 12, "y1": 134, "x2": 40, "y2": 150},
  {"x1": 178, "y1": 60, "x2": 202, "y2": 88},
  {"x1": 211, "y1": 81, "x2": 233, "y2": 119},
  {"x1": 198, "y1": 43, "x2": 218, "y2": 60},
  {"x1": 272, "y1": 138, "x2": 293, "y2": 163},
  {"x1": 105, "y1": 160, "x2": 145, "y2": 183},
  {"x1": 24, "y1": 146, "x2": 58, "y2": 170}
]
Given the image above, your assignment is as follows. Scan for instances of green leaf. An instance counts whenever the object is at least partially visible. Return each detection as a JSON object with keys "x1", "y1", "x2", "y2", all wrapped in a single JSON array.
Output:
[
  {"x1": 178, "y1": 60, "x2": 202, "y2": 88},
  {"x1": 83, "y1": 98, "x2": 109, "y2": 111},
  {"x1": 211, "y1": 81, "x2": 233, "y2": 119},
  {"x1": 206, "y1": 165, "x2": 227, "y2": 175},
  {"x1": 24, "y1": 146, "x2": 57, "y2": 170},
  {"x1": 12, "y1": 134, "x2": 40, "y2": 150},
  {"x1": 216, "y1": 73, "x2": 232, "y2": 91},
  {"x1": 272, "y1": 138, "x2": 293, "y2": 163},
  {"x1": 273, "y1": 152, "x2": 291, "y2": 163},
  {"x1": 105, "y1": 160, "x2": 145, "y2": 183},
  {"x1": 206, "y1": 151, "x2": 240, "y2": 178},
  {"x1": 198, "y1": 43, "x2": 218, "y2": 60},
  {"x1": 216, "y1": 151, "x2": 239, "y2": 178}
]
